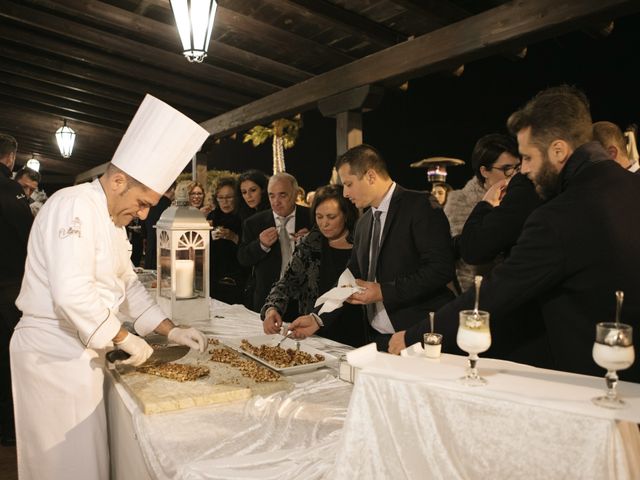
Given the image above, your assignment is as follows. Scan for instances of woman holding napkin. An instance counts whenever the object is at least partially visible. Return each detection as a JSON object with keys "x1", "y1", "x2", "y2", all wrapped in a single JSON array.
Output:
[{"x1": 261, "y1": 185, "x2": 365, "y2": 346}]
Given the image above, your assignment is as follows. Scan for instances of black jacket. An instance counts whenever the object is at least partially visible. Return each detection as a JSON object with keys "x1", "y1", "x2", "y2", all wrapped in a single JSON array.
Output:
[
  {"x1": 142, "y1": 195, "x2": 171, "y2": 270},
  {"x1": 407, "y1": 143, "x2": 640, "y2": 381},
  {"x1": 320, "y1": 185, "x2": 455, "y2": 335},
  {"x1": 237, "y1": 206, "x2": 311, "y2": 313},
  {"x1": 459, "y1": 173, "x2": 543, "y2": 264},
  {"x1": 0, "y1": 163, "x2": 33, "y2": 297}
]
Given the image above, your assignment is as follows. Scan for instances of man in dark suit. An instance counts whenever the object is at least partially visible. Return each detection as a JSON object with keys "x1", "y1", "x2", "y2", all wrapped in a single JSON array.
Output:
[
  {"x1": 0, "y1": 134, "x2": 33, "y2": 445},
  {"x1": 238, "y1": 172, "x2": 310, "y2": 316},
  {"x1": 290, "y1": 144, "x2": 455, "y2": 350},
  {"x1": 390, "y1": 86, "x2": 640, "y2": 382}
]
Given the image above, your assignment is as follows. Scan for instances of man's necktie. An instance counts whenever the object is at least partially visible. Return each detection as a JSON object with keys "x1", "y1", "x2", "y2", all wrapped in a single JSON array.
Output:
[
  {"x1": 366, "y1": 210, "x2": 382, "y2": 321},
  {"x1": 278, "y1": 215, "x2": 293, "y2": 278}
]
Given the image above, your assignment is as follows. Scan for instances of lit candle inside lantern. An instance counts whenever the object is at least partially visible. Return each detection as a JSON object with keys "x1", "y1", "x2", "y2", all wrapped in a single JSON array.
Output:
[{"x1": 175, "y1": 259, "x2": 194, "y2": 298}]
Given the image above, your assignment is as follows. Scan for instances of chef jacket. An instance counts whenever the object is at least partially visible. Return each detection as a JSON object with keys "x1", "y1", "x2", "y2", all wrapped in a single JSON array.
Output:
[{"x1": 16, "y1": 179, "x2": 166, "y2": 348}]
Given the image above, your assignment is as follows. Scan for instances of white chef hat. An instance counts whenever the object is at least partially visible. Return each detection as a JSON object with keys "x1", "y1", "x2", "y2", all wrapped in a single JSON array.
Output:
[{"x1": 111, "y1": 94, "x2": 209, "y2": 194}]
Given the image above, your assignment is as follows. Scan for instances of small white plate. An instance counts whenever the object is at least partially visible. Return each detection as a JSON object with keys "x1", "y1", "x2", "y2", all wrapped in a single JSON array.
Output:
[{"x1": 224, "y1": 335, "x2": 338, "y2": 375}]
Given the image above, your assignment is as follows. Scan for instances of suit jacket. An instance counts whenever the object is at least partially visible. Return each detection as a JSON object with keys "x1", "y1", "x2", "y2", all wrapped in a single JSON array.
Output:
[
  {"x1": 407, "y1": 143, "x2": 640, "y2": 381},
  {"x1": 459, "y1": 173, "x2": 543, "y2": 264},
  {"x1": 237, "y1": 206, "x2": 311, "y2": 313},
  {"x1": 321, "y1": 185, "x2": 455, "y2": 333},
  {"x1": 0, "y1": 163, "x2": 33, "y2": 295}
]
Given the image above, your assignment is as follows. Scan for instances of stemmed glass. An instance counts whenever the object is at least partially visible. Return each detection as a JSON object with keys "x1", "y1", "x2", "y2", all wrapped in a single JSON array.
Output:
[
  {"x1": 456, "y1": 276, "x2": 491, "y2": 386},
  {"x1": 592, "y1": 292, "x2": 635, "y2": 408}
]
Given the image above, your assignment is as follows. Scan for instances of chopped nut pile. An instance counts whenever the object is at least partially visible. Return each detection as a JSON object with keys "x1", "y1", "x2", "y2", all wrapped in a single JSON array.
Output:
[
  {"x1": 239, "y1": 339, "x2": 325, "y2": 368},
  {"x1": 208, "y1": 337, "x2": 220, "y2": 346},
  {"x1": 137, "y1": 363, "x2": 209, "y2": 382},
  {"x1": 210, "y1": 348, "x2": 281, "y2": 383}
]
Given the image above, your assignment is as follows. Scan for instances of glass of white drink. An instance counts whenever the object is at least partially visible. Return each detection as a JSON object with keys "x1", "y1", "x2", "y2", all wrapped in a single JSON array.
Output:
[
  {"x1": 592, "y1": 322, "x2": 634, "y2": 409},
  {"x1": 457, "y1": 310, "x2": 491, "y2": 386}
]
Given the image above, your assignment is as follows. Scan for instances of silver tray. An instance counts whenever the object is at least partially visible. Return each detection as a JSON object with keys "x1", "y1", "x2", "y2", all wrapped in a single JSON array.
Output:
[{"x1": 224, "y1": 334, "x2": 337, "y2": 375}]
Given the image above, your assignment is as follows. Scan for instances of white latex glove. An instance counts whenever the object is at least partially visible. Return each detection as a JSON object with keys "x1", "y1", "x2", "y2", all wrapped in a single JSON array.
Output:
[
  {"x1": 168, "y1": 327, "x2": 207, "y2": 353},
  {"x1": 115, "y1": 333, "x2": 153, "y2": 366}
]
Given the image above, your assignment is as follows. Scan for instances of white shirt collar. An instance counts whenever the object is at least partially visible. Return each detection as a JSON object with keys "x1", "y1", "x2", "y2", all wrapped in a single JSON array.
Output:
[
  {"x1": 372, "y1": 182, "x2": 396, "y2": 214},
  {"x1": 272, "y1": 207, "x2": 296, "y2": 224}
]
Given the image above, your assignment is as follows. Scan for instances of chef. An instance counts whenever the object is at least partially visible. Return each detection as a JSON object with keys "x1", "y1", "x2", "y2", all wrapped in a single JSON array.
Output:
[{"x1": 10, "y1": 95, "x2": 210, "y2": 480}]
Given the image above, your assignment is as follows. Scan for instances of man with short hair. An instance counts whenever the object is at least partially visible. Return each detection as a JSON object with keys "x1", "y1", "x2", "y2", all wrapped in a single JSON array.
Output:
[
  {"x1": 0, "y1": 134, "x2": 33, "y2": 446},
  {"x1": 593, "y1": 120, "x2": 639, "y2": 172},
  {"x1": 14, "y1": 166, "x2": 41, "y2": 200},
  {"x1": 238, "y1": 172, "x2": 310, "y2": 316},
  {"x1": 10, "y1": 96, "x2": 210, "y2": 479},
  {"x1": 290, "y1": 144, "x2": 455, "y2": 350},
  {"x1": 389, "y1": 86, "x2": 640, "y2": 382}
]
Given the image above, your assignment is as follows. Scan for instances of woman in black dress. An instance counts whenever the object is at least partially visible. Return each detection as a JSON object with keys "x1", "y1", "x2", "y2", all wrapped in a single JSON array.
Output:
[
  {"x1": 206, "y1": 176, "x2": 246, "y2": 304},
  {"x1": 261, "y1": 184, "x2": 365, "y2": 346}
]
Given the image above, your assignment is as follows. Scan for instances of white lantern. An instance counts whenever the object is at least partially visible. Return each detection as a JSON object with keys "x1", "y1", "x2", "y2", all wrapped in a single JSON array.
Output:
[
  {"x1": 55, "y1": 120, "x2": 76, "y2": 158},
  {"x1": 155, "y1": 190, "x2": 212, "y2": 324},
  {"x1": 170, "y1": 0, "x2": 217, "y2": 63}
]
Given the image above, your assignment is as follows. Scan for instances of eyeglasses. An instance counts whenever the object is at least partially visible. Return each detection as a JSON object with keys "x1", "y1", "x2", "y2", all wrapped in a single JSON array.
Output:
[
  {"x1": 216, "y1": 195, "x2": 235, "y2": 202},
  {"x1": 488, "y1": 164, "x2": 520, "y2": 178}
]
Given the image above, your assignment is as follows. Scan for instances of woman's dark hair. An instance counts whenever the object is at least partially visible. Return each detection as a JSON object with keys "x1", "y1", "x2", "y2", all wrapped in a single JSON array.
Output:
[
  {"x1": 310, "y1": 184, "x2": 359, "y2": 236},
  {"x1": 471, "y1": 134, "x2": 519, "y2": 185},
  {"x1": 212, "y1": 176, "x2": 238, "y2": 211},
  {"x1": 236, "y1": 169, "x2": 269, "y2": 218}
]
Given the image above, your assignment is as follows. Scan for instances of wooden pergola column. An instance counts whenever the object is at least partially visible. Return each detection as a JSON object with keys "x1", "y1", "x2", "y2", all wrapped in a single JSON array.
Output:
[{"x1": 318, "y1": 85, "x2": 383, "y2": 183}]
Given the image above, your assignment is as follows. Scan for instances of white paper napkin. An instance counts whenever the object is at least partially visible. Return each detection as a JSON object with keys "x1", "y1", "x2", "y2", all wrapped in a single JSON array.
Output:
[{"x1": 314, "y1": 269, "x2": 364, "y2": 314}]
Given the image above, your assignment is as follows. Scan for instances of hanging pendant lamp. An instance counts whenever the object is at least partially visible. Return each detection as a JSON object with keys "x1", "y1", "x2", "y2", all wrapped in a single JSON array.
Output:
[
  {"x1": 26, "y1": 154, "x2": 40, "y2": 172},
  {"x1": 55, "y1": 120, "x2": 76, "y2": 158},
  {"x1": 170, "y1": 0, "x2": 217, "y2": 63}
]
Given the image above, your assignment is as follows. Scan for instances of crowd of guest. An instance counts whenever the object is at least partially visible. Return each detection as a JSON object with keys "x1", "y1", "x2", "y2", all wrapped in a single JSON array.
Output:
[
  {"x1": 3, "y1": 86, "x2": 640, "y2": 445},
  {"x1": 104, "y1": 85, "x2": 640, "y2": 386}
]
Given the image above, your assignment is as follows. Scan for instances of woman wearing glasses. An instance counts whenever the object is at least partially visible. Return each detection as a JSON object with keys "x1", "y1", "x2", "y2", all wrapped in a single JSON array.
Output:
[
  {"x1": 187, "y1": 181, "x2": 212, "y2": 215},
  {"x1": 444, "y1": 134, "x2": 521, "y2": 292},
  {"x1": 206, "y1": 177, "x2": 246, "y2": 304}
]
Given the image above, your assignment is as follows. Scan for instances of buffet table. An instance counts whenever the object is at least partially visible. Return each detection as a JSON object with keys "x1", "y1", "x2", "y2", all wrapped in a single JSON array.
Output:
[
  {"x1": 107, "y1": 299, "x2": 640, "y2": 479},
  {"x1": 332, "y1": 347, "x2": 640, "y2": 479},
  {"x1": 106, "y1": 300, "x2": 354, "y2": 480}
]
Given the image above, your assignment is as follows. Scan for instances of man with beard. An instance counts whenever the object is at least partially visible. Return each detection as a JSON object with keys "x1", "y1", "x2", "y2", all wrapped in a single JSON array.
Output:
[{"x1": 389, "y1": 85, "x2": 640, "y2": 382}]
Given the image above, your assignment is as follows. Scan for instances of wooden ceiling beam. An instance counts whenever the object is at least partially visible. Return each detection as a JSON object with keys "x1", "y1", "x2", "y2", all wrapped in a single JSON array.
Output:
[
  {"x1": 254, "y1": 0, "x2": 405, "y2": 48},
  {"x1": 0, "y1": 102, "x2": 122, "y2": 141},
  {"x1": 214, "y1": 6, "x2": 355, "y2": 69},
  {"x1": 0, "y1": 92, "x2": 127, "y2": 130},
  {"x1": 25, "y1": 0, "x2": 312, "y2": 86},
  {"x1": 201, "y1": 0, "x2": 640, "y2": 137},
  {"x1": 0, "y1": 42, "x2": 224, "y2": 117},
  {"x1": 386, "y1": 0, "x2": 470, "y2": 28},
  {"x1": 0, "y1": 28, "x2": 252, "y2": 111},
  {"x1": 5, "y1": 0, "x2": 281, "y2": 98},
  {"x1": 0, "y1": 87, "x2": 130, "y2": 127},
  {"x1": 0, "y1": 74, "x2": 134, "y2": 117}
]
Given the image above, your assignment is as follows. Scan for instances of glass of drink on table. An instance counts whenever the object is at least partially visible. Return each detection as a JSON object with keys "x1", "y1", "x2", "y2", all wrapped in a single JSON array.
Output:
[
  {"x1": 457, "y1": 276, "x2": 491, "y2": 386},
  {"x1": 457, "y1": 310, "x2": 491, "y2": 386},
  {"x1": 592, "y1": 291, "x2": 634, "y2": 409}
]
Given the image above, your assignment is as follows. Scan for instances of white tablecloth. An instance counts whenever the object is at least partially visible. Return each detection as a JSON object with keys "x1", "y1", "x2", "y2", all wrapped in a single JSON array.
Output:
[
  {"x1": 106, "y1": 300, "x2": 354, "y2": 480},
  {"x1": 332, "y1": 349, "x2": 640, "y2": 479}
]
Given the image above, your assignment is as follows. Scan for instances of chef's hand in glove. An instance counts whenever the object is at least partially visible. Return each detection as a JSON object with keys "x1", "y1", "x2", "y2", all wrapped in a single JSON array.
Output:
[
  {"x1": 168, "y1": 327, "x2": 208, "y2": 353},
  {"x1": 115, "y1": 332, "x2": 154, "y2": 366}
]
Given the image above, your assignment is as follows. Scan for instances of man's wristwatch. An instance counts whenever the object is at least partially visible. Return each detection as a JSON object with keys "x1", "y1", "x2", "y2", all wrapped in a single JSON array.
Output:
[{"x1": 310, "y1": 313, "x2": 324, "y2": 328}]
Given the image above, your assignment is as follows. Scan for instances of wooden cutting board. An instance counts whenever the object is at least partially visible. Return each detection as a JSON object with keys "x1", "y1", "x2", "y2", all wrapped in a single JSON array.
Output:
[{"x1": 113, "y1": 345, "x2": 292, "y2": 414}]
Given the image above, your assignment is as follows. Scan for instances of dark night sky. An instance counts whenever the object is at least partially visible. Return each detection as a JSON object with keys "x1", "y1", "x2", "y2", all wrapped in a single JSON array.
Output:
[{"x1": 203, "y1": 12, "x2": 640, "y2": 193}]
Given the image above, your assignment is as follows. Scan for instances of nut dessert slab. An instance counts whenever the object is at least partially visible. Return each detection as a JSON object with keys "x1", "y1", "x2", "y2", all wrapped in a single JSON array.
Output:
[{"x1": 224, "y1": 335, "x2": 338, "y2": 375}]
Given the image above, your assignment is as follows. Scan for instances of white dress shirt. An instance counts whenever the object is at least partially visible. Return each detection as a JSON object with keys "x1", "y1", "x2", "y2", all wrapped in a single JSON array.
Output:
[{"x1": 369, "y1": 182, "x2": 396, "y2": 334}]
